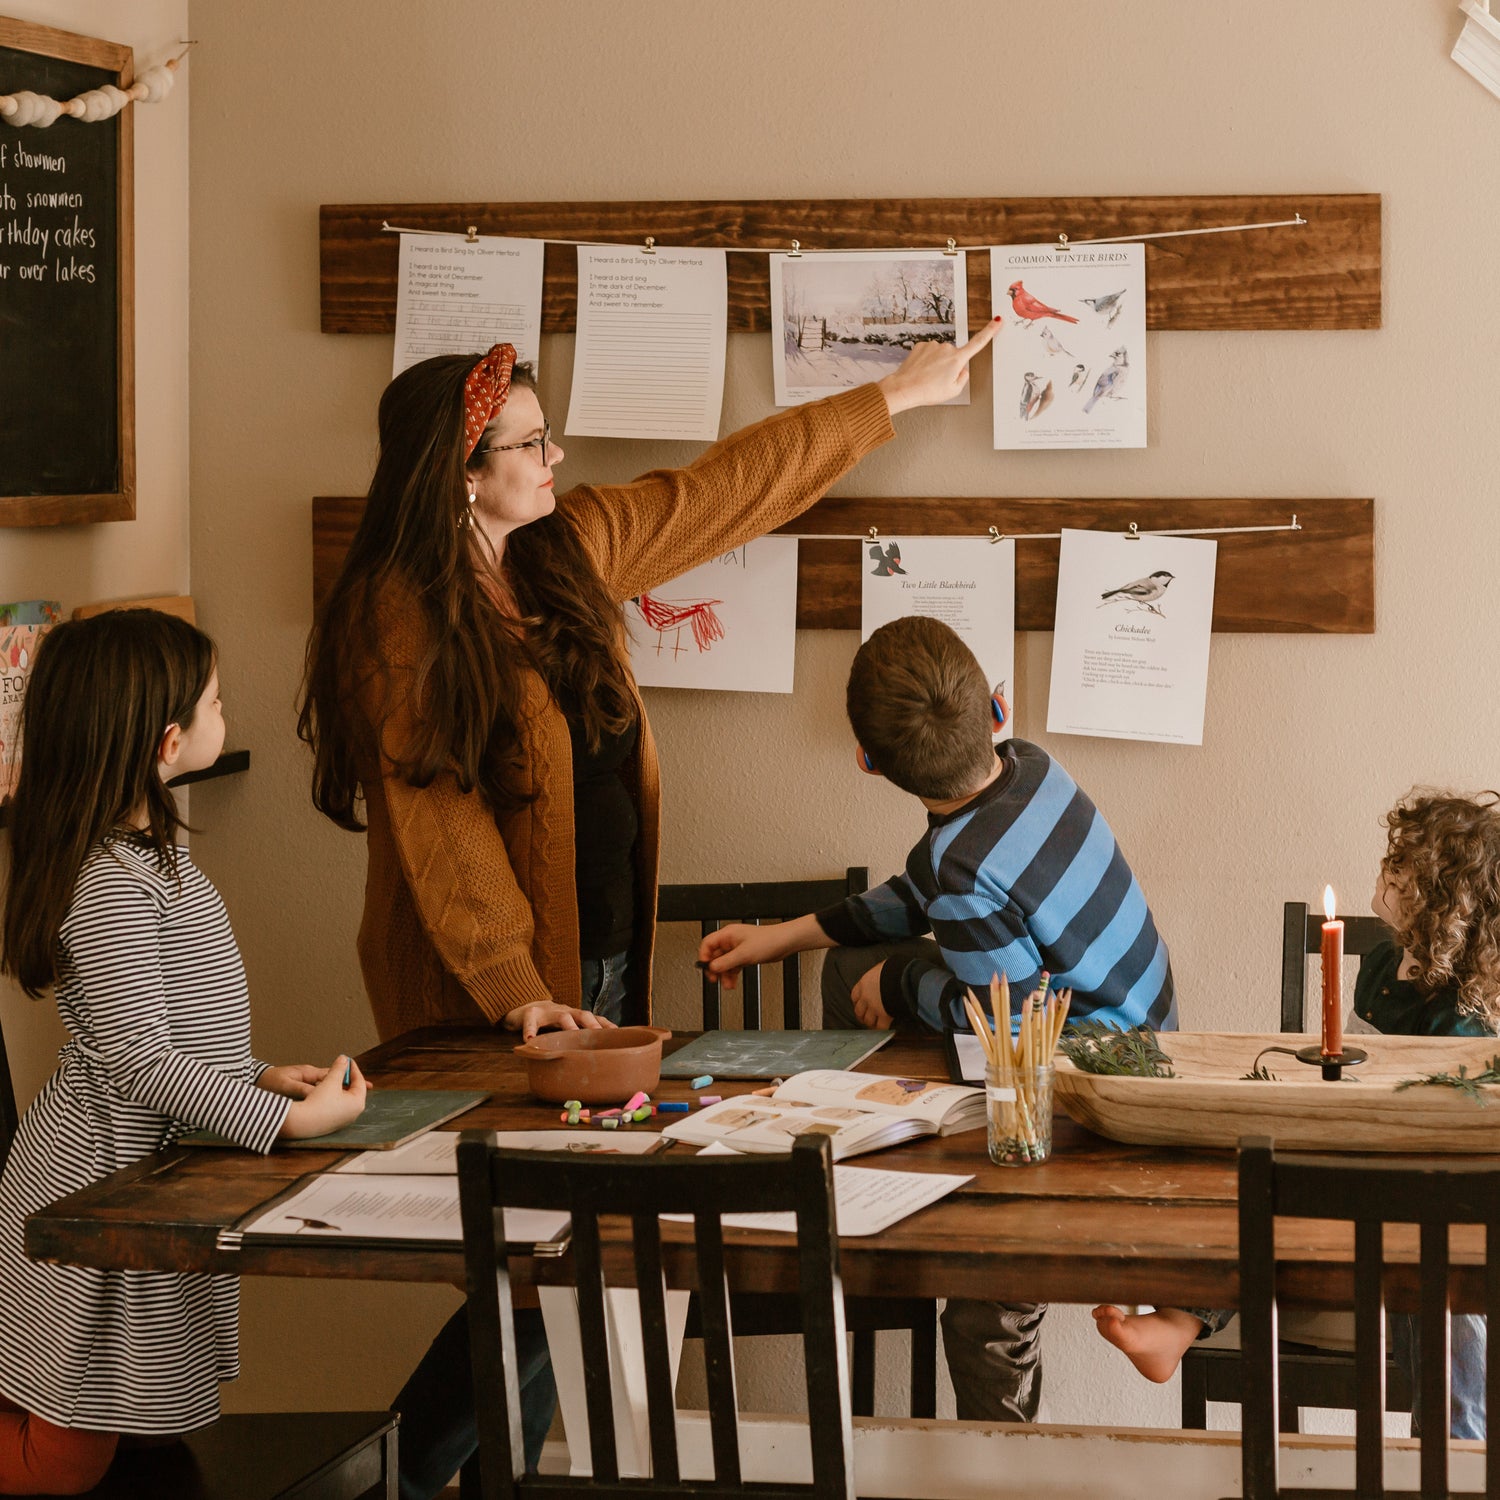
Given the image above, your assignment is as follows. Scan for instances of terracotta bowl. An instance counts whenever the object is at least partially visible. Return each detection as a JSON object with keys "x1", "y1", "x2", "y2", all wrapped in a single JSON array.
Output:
[{"x1": 514, "y1": 1026, "x2": 673, "y2": 1106}]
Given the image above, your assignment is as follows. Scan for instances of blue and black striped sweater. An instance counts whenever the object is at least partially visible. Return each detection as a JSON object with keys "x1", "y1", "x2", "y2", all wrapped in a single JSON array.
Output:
[{"x1": 818, "y1": 739, "x2": 1177, "y2": 1036}]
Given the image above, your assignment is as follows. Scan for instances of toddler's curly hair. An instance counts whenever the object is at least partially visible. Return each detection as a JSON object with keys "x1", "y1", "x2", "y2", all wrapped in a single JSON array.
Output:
[{"x1": 1382, "y1": 790, "x2": 1500, "y2": 1024}]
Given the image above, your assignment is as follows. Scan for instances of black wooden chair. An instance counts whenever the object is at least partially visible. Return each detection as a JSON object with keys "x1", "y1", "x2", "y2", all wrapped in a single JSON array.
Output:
[
  {"x1": 0, "y1": 1025, "x2": 398, "y2": 1499},
  {"x1": 1233, "y1": 1137, "x2": 1500, "y2": 1500},
  {"x1": 457, "y1": 1131, "x2": 856, "y2": 1500},
  {"x1": 657, "y1": 870, "x2": 938, "y2": 1421},
  {"x1": 1180, "y1": 901, "x2": 1410, "y2": 1433},
  {"x1": 657, "y1": 868, "x2": 871, "y2": 1031}
]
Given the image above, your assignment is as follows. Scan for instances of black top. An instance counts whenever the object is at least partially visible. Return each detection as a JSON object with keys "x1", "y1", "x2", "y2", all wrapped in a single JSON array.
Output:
[
  {"x1": 556, "y1": 687, "x2": 639, "y2": 960},
  {"x1": 1353, "y1": 939, "x2": 1497, "y2": 1038}
]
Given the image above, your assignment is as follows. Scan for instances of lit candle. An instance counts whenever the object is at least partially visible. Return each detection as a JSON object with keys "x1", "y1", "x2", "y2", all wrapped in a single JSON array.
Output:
[{"x1": 1321, "y1": 884, "x2": 1344, "y2": 1061}]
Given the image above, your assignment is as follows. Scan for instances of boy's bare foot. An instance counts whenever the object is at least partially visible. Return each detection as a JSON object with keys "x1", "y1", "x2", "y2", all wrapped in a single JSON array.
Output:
[{"x1": 1091, "y1": 1304, "x2": 1205, "y2": 1383}]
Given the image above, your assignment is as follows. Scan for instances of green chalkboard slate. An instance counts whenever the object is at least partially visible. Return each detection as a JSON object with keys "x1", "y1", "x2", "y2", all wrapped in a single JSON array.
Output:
[
  {"x1": 0, "y1": 19, "x2": 134, "y2": 524},
  {"x1": 660, "y1": 1030, "x2": 893, "y2": 1080},
  {"x1": 180, "y1": 1090, "x2": 491, "y2": 1152}
]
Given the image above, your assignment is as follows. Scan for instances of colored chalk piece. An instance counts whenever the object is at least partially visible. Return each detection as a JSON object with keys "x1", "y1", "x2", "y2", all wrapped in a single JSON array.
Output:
[
  {"x1": 623, "y1": 1091, "x2": 649, "y2": 1112},
  {"x1": 698, "y1": 1095, "x2": 722, "y2": 1105},
  {"x1": 658, "y1": 1101, "x2": 690, "y2": 1113},
  {"x1": 564, "y1": 1099, "x2": 582, "y2": 1111},
  {"x1": 690, "y1": 1075, "x2": 714, "y2": 1089},
  {"x1": 631, "y1": 1105, "x2": 653, "y2": 1122},
  {"x1": 595, "y1": 1108, "x2": 621, "y2": 1118},
  {"x1": 601, "y1": 1117, "x2": 620, "y2": 1130}
]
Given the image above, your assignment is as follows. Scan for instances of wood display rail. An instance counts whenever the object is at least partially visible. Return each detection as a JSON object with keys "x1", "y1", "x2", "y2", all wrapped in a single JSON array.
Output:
[
  {"x1": 320, "y1": 194, "x2": 1381, "y2": 336},
  {"x1": 313, "y1": 496, "x2": 1373, "y2": 634}
]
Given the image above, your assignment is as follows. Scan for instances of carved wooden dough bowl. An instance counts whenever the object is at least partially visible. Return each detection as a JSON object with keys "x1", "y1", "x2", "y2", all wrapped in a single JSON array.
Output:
[{"x1": 1054, "y1": 1031, "x2": 1500, "y2": 1152}]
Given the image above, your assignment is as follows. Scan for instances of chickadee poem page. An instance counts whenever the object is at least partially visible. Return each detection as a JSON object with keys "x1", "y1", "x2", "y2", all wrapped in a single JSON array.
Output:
[
  {"x1": 990, "y1": 243, "x2": 1146, "y2": 450},
  {"x1": 1046, "y1": 529, "x2": 1216, "y2": 745}
]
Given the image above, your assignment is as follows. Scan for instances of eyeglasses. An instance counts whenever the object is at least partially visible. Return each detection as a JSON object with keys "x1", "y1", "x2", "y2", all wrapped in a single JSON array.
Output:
[{"x1": 476, "y1": 419, "x2": 551, "y2": 465}]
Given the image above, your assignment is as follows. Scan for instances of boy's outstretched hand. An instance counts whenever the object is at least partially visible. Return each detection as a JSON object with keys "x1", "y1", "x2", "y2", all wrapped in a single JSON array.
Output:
[
  {"x1": 697, "y1": 921, "x2": 796, "y2": 990},
  {"x1": 850, "y1": 961, "x2": 894, "y2": 1030}
]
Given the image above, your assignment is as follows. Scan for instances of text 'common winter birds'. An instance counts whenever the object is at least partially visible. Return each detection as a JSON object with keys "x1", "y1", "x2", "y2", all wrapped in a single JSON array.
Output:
[{"x1": 990, "y1": 243, "x2": 1146, "y2": 450}]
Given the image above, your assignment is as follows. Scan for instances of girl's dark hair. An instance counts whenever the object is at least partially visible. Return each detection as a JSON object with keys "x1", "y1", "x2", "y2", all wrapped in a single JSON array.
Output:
[
  {"x1": 1382, "y1": 789, "x2": 1500, "y2": 1024},
  {"x1": 298, "y1": 354, "x2": 636, "y2": 831},
  {"x1": 1, "y1": 610, "x2": 216, "y2": 997}
]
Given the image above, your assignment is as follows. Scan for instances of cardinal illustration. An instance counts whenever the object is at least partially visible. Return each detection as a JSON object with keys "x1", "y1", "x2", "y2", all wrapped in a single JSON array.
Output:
[
  {"x1": 1083, "y1": 347, "x2": 1129, "y2": 413},
  {"x1": 1038, "y1": 326, "x2": 1073, "y2": 358},
  {"x1": 1098, "y1": 570, "x2": 1175, "y2": 616},
  {"x1": 1005, "y1": 281, "x2": 1079, "y2": 326},
  {"x1": 1082, "y1": 288, "x2": 1127, "y2": 326},
  {"x1": 1069, "y1": 362, "x2": 1089, "y2": 392},
  {"x1": 1019, "y1": 372, "x2": 1053, "y2": 422},
  {"x1": 869, "y1": 541, "x2": 906, "y2": 577}
]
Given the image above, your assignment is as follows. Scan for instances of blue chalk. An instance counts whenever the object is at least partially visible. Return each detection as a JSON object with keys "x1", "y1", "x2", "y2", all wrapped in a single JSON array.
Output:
[
  {"x1": 657, "y1": 1101, "x2": 691, "y2": 1113},
  {"x1": 690, "y1": 1074, "x2": 714, "y2": 1089}
]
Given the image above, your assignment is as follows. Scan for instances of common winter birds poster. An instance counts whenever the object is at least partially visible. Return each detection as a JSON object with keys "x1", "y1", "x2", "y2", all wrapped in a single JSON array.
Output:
[
  {"x1": 990, "y1": 243, "x2": 1146, "y2": 450},
  {"x1": 1046, "y1": 529, "x2": 1216, "y2": 745}
]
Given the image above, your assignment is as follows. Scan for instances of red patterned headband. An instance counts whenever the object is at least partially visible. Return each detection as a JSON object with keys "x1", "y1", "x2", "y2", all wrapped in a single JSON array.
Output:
[{"x1": 461, "y1": 343, "x2": 518, "y2": 460}]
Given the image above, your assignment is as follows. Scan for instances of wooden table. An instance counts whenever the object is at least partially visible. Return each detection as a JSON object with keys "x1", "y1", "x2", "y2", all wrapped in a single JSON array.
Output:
[{"x1": 25, "y1": 1027, "x2": 1484, "y2": 1315}]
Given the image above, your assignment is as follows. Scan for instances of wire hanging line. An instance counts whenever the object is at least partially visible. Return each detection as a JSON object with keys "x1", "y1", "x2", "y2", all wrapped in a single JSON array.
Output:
[
  {"x1": 377, "y1": 214, "x2": 1307, "y2": 257},
  {"x1": 774, "y1": 518, "x2": 1303, "y2": 545}
]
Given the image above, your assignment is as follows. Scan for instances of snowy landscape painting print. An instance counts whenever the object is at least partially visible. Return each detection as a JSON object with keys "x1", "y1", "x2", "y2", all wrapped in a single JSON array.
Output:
[
  {"x1": 626, "y1": 536, "x2": 800, "y2": 694},
  {"x1": 770, "y1": 250, "x2": 969, "y2": 407}
]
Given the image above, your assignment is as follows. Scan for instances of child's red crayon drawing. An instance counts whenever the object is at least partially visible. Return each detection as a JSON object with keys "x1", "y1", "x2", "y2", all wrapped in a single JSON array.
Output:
[{"x1": 631, "y1": 592, "x2": 726, "y2": 658}]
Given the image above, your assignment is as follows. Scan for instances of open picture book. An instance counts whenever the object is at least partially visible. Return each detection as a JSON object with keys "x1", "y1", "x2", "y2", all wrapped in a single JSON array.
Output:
[{"x1": 660, "y1": 1068, "x2": 983, "y2": 1161}]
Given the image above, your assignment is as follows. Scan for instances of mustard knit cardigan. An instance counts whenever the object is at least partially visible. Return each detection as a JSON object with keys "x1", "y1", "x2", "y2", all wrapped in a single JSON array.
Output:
[{"x1": 354, "y1": 383, "x2": 895, "y2": 1041}]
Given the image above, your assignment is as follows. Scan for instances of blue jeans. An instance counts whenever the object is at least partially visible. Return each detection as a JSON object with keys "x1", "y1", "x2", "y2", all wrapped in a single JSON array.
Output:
[
  {"x1": 1392, "y1": 1312, "x2": 1487, "y2": 1440},
  {"x1": 393, "y1": 1302, "x2": 555, "y2": 1499},
  {"x1": 579, "y1": 950, "x2": 629, "y2": 1024}
]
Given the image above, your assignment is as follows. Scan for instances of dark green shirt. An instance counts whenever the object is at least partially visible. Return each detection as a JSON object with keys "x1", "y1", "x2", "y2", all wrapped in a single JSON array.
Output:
[{"x1": 1353, "y1": 940, "x2": 1497, "y2": 1038}]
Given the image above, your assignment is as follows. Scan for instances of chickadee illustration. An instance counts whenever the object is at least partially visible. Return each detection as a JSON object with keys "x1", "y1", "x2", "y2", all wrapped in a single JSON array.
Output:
[
  {"x1": 1083, "y1": 347, "x2": 1129, "y2": 414},
  {"x1": 1019, "y1": 372, "x2": 1053, "y2": 422},
  {"x1": 1082, "y1": 289, "x2": 1127, "y2": 326},
  {"x1": 868, "y1": 541, "x2": 906, "y2": 577},
  {"x1": 1098, "y1": 570, "x2": 1175, "y2": 617},
  {"x1": 1068, "y1": 362, "x2": 1088, "y2": 392},
  {"x1": 1039, "y1": 326, "x2": 1073, "y2": 358}
]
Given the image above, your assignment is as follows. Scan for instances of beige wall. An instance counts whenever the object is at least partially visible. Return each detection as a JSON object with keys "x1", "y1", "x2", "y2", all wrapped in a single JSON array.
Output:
[
  {"x1": 180, "y1": 0, "x2": 1496, "y2": 1435},
  {"x1": 0, "y1": 0, "x2": 189, "y2": 1104}
]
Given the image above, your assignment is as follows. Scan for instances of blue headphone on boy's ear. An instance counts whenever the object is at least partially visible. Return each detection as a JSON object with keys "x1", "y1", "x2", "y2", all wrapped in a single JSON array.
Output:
[
  {"x1": 991, "y1": 696, "x2": 1007, "y2": 730},
  {"x1": 861, "y1": 748, "x2": 877, "y2": 772}
]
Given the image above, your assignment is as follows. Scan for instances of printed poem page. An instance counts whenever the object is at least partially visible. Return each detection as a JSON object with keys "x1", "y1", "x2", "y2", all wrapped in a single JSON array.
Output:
[
  {"x1": 392, "y1": 234, "x2": 544, "y2": 376},
  {"x1": 566, "y1": 246, "x2": 727, "y2": 441}
]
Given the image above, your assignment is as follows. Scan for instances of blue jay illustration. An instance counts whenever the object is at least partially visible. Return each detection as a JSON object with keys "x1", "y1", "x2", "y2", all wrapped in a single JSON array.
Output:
[{"x1": 1082, "y1": 348, "x2": 1129, "y2": 414}]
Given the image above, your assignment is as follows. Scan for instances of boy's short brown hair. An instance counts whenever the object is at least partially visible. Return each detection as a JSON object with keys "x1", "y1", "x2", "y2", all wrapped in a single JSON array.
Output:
[{"x1": 846, "y1": 617, "x2": 996, "y2": 800}]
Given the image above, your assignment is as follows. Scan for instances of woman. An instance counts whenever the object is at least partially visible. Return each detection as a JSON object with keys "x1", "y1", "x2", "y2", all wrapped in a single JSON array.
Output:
[{"x1": 298, "y1": 324, "x2": 997, "y2": 1494}]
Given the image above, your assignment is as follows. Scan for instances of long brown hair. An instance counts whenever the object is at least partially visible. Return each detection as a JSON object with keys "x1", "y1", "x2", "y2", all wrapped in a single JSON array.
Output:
[
  {"x1": 298, "y1": 355, "x2": 636, "y2": 831},
  {"x1": 1, "y1": 610, "x2": 216, "y2": 997},
  {"x1": 1382, "y1": 790, "x2": 1500, "y2": 1024}
]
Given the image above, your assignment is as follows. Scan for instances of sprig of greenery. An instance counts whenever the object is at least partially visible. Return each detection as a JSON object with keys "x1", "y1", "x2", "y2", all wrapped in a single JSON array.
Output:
[
  {"x1": 1394, "y1": 1056, "x2": 1500, "y2": 1106},
  {"x1": 1058, "y1": 1021, "x2": 1175, "y2": 1079},
  {"x1": 1241, "y1": 1063, "x2": 1278, "y2": 1081}
]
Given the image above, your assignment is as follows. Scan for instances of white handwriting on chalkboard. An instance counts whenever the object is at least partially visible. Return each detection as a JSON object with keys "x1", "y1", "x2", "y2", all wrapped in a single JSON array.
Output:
[{"x1": 0, "y1": 141, "x2": 95, "y2": 285}]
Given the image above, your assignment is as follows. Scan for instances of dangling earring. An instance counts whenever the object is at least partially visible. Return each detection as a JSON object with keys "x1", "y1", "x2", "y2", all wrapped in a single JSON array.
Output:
[{"x1": 458, "y1": 489, "x2": 477, "y2": 531}]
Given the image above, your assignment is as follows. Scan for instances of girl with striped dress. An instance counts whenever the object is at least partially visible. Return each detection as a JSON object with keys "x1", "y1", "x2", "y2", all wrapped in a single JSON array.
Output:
[{"x1": 0, "y1": 610, "x2": 368, "y2": 1494}]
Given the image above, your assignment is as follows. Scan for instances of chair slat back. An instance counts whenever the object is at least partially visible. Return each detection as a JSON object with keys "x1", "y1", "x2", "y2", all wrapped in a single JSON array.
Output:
[
  {"x1": 658, "y1": 869, "x2": 869, "y2": 1030},
  {"x1": 1279, "y1": 901, "x2": 1394, "y2": 1032},
  {"x1": 457, "y1": 1132, "x2": 853, "y2": 1500},
  {"x1": 1237, "y1": 1137, "x2": 1500, "y2": 1500}
]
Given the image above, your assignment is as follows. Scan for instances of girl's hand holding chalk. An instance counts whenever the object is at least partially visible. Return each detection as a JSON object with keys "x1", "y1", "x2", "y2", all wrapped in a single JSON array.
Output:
[{"x1": 279, "y1": 1056, "x2": 368, "y2": 1139}]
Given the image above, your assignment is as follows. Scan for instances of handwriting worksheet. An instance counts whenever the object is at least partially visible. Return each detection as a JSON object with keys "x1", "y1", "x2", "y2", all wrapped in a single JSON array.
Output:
[{"x1": 566, "y1": 245, "x2": 727, "y2": 441}]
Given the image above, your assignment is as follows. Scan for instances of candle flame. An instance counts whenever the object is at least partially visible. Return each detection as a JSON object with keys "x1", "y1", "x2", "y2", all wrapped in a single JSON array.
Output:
[{"x1": 1324, "y1": 884, "x2": 1336, "y2": 922}]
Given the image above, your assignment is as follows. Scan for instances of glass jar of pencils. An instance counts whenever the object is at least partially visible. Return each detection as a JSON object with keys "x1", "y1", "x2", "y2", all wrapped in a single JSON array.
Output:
[{"x1": 986, "y1": 1061, "x2": 1055, "y2": 1166}]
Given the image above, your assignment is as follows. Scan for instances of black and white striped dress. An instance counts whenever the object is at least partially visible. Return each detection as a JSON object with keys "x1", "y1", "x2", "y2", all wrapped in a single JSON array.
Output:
[{"x1": 0, "y1": 838, "x2": 289, "y2": 1434}]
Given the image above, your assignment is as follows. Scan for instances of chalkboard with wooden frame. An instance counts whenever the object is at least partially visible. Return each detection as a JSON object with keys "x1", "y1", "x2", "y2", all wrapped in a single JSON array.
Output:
[{"x1": 0, "y1": 17, "x2": 134, "y2": 526}]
